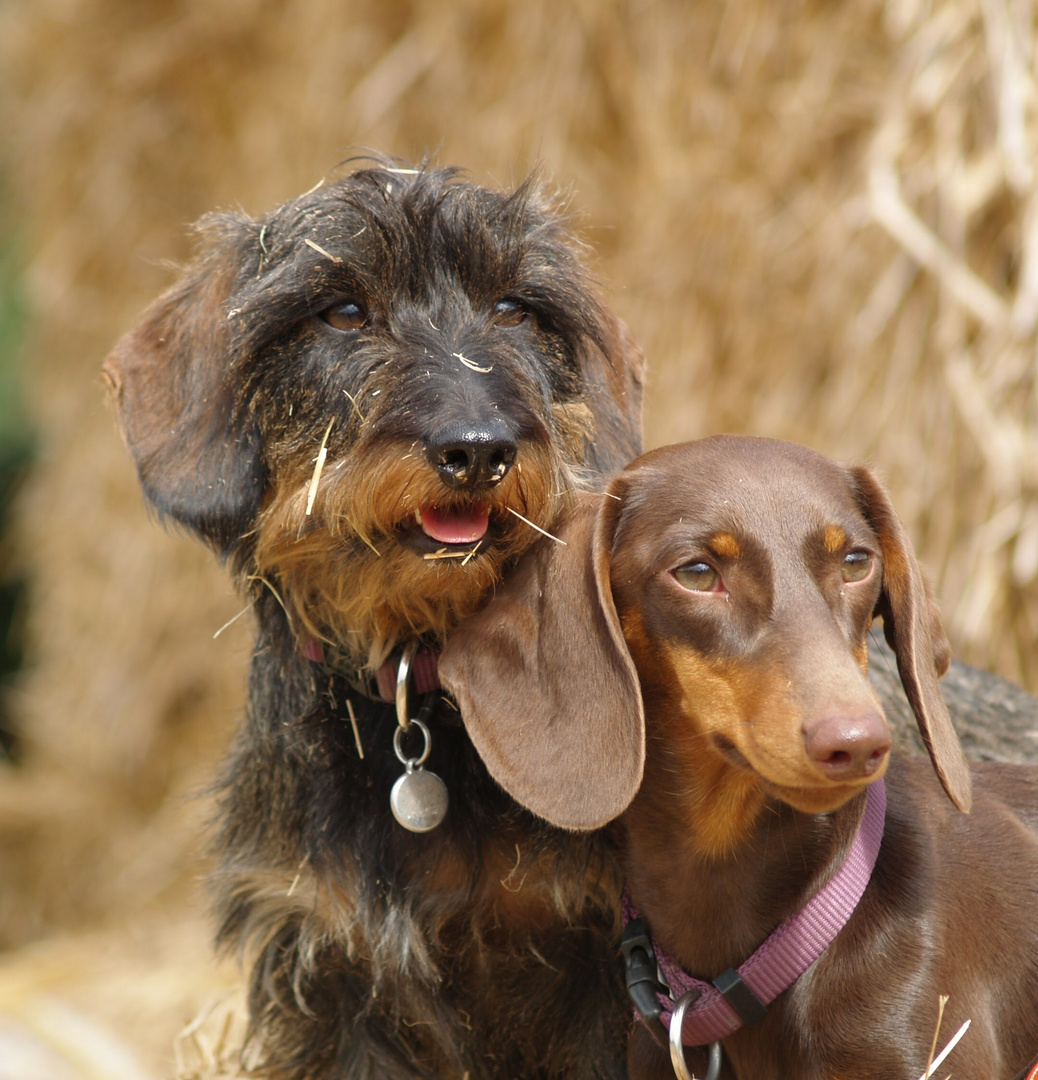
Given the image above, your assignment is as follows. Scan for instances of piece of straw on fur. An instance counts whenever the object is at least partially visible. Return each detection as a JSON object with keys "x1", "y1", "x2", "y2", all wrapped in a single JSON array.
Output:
[
  {"x1": 452, "y1": 351, "x2": 493, "y2": 373},
  {"x1": 305, "y1": 418, "x2": 335, "y2": 516},
  {"x1": 917, "y1": 993, "x2": 971, "y2": 1080},
  {"x1": 342, "y1": 389, "x2": 365, "y2": 423},
  {"x1": 303, "y1": 237, "x2": 342, "y2": 263},
  {"x1": 345, "y1": 698, "x2": 364, "y2": 759},
  {"x1": 506, "y1": 507, "x2": 566, "y2": 545},
  {"x1": 212, "y1": 600, "x2": 255, "y2": 640}
]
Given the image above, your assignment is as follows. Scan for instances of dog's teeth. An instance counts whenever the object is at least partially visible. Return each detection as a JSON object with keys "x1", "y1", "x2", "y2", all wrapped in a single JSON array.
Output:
[{"x1": 415, "y1": 509, "x2": 423, "y2": 525}]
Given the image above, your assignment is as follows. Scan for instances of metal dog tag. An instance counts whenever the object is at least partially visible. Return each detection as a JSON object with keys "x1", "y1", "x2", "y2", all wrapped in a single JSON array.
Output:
[
  {"x1": 390, "y1": 765, "x2": 449, "y2": 833},
  {"x1": 390, "y1": 717, "x2": 448, "y2": 833}
]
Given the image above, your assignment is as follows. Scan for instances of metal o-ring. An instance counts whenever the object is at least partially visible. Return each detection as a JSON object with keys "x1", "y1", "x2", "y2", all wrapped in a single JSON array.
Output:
[
  {"x1": 668, "y1": 992, "x2": 722, "y2": 1080},
  {"x1": 393, "y1": 717, "x2": 432, "y2": 769},
  {"x1": 395, "y1": 640, "x2": 419, "y2": 729}
]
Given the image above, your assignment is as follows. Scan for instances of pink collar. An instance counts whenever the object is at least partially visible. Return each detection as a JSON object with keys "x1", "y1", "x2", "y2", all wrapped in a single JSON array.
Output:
[{"x1": 623, "y1": 777, "x2": 887, "y2": 1047}]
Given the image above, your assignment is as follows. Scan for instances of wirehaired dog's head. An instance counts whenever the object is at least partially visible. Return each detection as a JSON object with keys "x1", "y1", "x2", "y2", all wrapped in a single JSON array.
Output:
[{"x1": 104, "y1": 164, "x2": 643, "y2": 668}]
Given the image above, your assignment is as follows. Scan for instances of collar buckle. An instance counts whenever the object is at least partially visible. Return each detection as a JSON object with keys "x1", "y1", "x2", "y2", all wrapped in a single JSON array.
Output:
[{"x1": 621, "y1": 917, "x2": 669, "y2": 1026}]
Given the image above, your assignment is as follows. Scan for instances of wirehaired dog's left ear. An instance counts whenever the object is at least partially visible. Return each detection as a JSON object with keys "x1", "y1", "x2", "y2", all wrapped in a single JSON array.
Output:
[
  {"x1": 851, "y1": 467, "x2": 972, "y2": 813},
  {"x1": 579, "y1": 315, "x2": 646, "y2": 474},
  {"x1": 103, "y1": 215, "x2": 265, "y2": 553},
  {"x1": 439, "y1": 487, "x2": 643, "y2": 830}
]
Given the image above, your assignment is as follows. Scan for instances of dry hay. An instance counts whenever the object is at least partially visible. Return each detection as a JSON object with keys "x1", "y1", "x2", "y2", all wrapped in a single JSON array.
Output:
[
  {"x1": 0, "y1": 914, "x2": 241, "y2": 1080},
  {"x1": 0, "y1": 0, "x2": 1036, "y2": 1072}
]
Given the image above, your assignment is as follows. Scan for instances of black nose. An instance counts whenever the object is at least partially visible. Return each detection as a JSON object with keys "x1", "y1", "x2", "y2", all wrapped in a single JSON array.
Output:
[{"x1": 426, "y1": 421, "x2": 518, "y2": 489}]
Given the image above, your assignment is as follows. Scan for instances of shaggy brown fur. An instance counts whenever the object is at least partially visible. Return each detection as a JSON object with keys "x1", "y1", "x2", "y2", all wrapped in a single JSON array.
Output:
[{"x1": 104, "y1": 162, "x2": 644, "y2": 1080}]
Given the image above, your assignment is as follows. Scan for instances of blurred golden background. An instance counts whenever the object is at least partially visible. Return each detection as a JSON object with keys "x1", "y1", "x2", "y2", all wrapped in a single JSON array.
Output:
[{"x1": 0, "y1": 0, "x2": 1035, "y2": 1076}]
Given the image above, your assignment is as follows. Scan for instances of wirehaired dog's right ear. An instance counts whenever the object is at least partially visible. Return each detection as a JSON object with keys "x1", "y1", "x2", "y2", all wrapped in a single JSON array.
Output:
[
  {"x1": 103, "y1": 218, "x2": 265, "y2": 553},
  {"x1": 439, "y1": 485, "x2": 643, "y2": 830}
]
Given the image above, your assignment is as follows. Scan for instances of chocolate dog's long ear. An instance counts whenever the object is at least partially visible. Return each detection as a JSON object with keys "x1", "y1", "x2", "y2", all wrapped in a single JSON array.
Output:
[
  {"x1": 852, "y1": 467, "x2": 972, "y2": 812},
  {"x1": 439, "y1": 488, "x2": 643, "y2": 830},
  {"x1": 103, "y1": 215, "x2": 265, "y2": 553}
]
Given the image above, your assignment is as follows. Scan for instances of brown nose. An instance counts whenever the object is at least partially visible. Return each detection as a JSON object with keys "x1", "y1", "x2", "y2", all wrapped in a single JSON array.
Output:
[{"x1": 804, "y1": 712, "x2": 890, "y2": 782}]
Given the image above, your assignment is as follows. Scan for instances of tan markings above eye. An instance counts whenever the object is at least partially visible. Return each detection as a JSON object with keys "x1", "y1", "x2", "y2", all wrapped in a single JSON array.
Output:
[
  {"x1": 709, "y1": 532, "x2": 741, "y2": 559},
  {"x1": 824, "y1": 525, "x2": 848, "y2": 554},
  {"x1": 841, "y1": 550, "x2": 872, "y2": 583},
  {"x1": 321, "y1": 300, "x2": 368, "y2": 331},
  {"x1": 673, "y1": 561, "x2": 721, "y2": 593}
]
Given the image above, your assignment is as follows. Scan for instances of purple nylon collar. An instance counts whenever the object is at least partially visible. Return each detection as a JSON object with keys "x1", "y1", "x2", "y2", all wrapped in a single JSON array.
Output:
[{"x1": 625, "y1": 777, "x2": 887, "y2": 1048}]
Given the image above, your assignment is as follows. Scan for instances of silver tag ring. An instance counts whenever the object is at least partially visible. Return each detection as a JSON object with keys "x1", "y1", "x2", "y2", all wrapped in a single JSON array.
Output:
[
  {"x1": 395, "y1": 640, "x2": 419, "y2": 729},
  {"x1": 668, "y1": 992, "x2": 722, "y2": 1080},
  {"x1": 393, "y1": 717, "x2": 432, "y2": 770}
]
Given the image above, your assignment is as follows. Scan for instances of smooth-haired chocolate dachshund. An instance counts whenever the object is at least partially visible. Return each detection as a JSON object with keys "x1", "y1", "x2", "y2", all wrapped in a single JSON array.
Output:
[{"x1": 442, "y1": 436, "x2": 1038, "y2": 1080}]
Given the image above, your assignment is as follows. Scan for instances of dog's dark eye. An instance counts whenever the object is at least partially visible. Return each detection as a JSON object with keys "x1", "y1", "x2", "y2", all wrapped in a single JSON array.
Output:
[
  {"x1": 321, "y1": 300, "x2": 368, "y2": 332},
  {"x1": 673, "y1": 561, "x2": 721, "y2": 593},
  {"x1": 841, "y1": 550, "x2": 872, "y2": 583},
  {"x1": 492, "y1": 299, "x2": 528, "y2": 328}
]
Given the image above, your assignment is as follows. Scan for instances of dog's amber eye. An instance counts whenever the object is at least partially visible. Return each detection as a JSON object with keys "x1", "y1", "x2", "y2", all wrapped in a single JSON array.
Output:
[
  {"x1": 841, "y1": 550, "x2": 872, "y2": 582},
  {"x1": 322, "y1": 300, "x2": 368, "y2": 332},
  {"x1": 493, "y1": 299, "x2": 528, "y2": 328},
  {"x1": 673, "y1": 561, "x2": 720, "y2": 592}
]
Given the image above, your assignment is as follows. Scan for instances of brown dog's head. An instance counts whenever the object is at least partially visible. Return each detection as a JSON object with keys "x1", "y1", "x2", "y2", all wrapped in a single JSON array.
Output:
[
  {"x1": 103, "y1": 164, "x2": 644, "y2": 666},
  {"x1": 440, "y1": 436, "x2": 971, "y2": 834}
]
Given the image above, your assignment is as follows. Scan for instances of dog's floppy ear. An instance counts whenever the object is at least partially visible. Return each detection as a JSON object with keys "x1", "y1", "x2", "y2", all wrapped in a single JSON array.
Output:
[
  {"x1": 439, "y1": 486, "x2": 643, "y2": 830},
  {"x1": 852, "y1": 466, "x2": 972, "y2": 812},
  {"x1": 579, "y1": 314, "x2": 646, "y2": 474},
  {"x1": 103, "y1": 215, "x2": 265, "y2": 553}
]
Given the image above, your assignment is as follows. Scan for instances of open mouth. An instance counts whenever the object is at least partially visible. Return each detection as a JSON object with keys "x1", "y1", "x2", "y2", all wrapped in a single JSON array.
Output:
[{"x1": 397, "y1": 502, "x2": 496, "y2": 557}]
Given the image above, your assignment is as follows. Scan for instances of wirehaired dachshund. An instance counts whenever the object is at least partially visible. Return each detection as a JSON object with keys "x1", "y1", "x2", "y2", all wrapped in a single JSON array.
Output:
[
  {"x1": 442, "y1": 436, "x2": 1038, "y2": 1080},
  {"x1": 104, "y1": 163, "x2": 645, "y2": 1079}
]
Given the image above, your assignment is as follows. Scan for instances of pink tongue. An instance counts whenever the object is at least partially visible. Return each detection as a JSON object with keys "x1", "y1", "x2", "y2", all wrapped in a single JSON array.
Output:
[{"x1": 420, "y1": 504, "x2": 490, "y2": 545}]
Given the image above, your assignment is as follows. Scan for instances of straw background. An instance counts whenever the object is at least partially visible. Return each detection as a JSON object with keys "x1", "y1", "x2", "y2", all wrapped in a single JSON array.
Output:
[{"x1": 0, "y1": 0, "x2": 1035, "y2": 1075}]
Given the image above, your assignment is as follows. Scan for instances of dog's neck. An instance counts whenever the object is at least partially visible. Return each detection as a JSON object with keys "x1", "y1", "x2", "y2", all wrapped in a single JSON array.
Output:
[{"x1": 623, "y1": 710, "x2": 867, "y2": 978}]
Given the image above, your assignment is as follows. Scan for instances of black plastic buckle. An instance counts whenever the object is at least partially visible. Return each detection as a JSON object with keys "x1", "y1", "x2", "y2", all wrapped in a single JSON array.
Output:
[
  {"x1": 712, "y1": 968, "x2": 767, "y2": 1028},
  {"x1": 621, "y1": 918, "x2": 668, "y2": 1023}
]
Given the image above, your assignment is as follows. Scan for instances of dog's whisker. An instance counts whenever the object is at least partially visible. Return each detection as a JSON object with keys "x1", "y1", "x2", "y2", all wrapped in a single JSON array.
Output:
[
  {"x1": 513, "y1": 463, "x2": 530, "y2": 517},
  {"x1": 248, "y1": 573, "x2": 290, "y2": 618},
  {"x1": 506, "y1": 506, "x2": 566, "y2": 546},
  {"x1": 355, "y1": 530, "x2": 382, "y2": 558}
]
